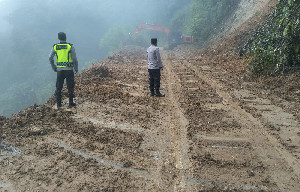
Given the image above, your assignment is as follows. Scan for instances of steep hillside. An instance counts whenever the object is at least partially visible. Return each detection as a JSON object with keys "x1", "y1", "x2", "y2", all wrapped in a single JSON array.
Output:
[
  {"x1": 222, "y1": 0, "x2": 275, "y2": 34},
  {"x1": 1, "y1": 1, "x2": 300, "y2": 191}
]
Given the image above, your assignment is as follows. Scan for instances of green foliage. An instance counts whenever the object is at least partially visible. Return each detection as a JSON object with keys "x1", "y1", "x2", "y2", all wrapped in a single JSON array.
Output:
[
  {"x1": 247, "y1": 0, "x2": 300, "y2": 75},
  {"x1": 167, "y1": 1, "x2": 191, "y2": 35},
  {"x1": 170, "y1": 8, "x2": 189, "y2": 34},
  {"x1": 101, "y1": 24, "x2": 169, "y2": 52},
  {"x1": 130, "y1": 32, "x2": 152, "y2": 47},
  {"x1": 133, "y1": 30, "x2": 169, "y2": 47},
  {"x1": 0, "y1": 80, "x2": 55, "y2": 117},
  {"x1": 187, "y1": 0, "x2": 239, "y2": 44},
  {"x1": 100, "y1": 25, "x2": 132, "y2": 55}
]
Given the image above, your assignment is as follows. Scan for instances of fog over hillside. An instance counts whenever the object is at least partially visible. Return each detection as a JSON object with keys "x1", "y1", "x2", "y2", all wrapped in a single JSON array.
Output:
[{"x1": 0, "y1": 0, "x2": 190, "y2": 116}]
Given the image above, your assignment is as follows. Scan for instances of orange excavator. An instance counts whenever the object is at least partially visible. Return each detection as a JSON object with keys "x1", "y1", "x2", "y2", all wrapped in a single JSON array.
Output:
[
  {"x1": 131, "y1": 23, "x2": 170, "y2": 38},
  {"x1": 130, "y1": 23, "x2": 194, "y2": 46}
]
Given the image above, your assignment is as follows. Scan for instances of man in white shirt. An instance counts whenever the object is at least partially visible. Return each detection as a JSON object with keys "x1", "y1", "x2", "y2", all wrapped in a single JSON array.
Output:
[{"x1": 147, "y1": 38, "x2": 165, "y2": 97}]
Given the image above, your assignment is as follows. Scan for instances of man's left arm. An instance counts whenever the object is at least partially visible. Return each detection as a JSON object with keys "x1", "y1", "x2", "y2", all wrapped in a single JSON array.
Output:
[
  {"x1": 71, "y1": 46, "x2": 79, "y2": 73},
  {"x1": 156, "y1": 48, "x2": 163, "y2": 69}
]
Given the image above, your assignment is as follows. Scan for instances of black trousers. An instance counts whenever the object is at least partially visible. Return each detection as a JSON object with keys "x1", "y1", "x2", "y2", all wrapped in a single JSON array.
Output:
[
  {"x1": 148, "y1": 69, "x2": 161, "y2": 91},
  {"x1": 56, "y1": 70, "x2": 75, "y2": 103}
]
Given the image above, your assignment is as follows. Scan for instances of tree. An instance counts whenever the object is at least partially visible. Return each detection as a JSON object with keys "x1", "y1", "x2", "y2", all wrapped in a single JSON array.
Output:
[
  {"x1": 247, "y1": 0, "x2": 300, "y2": 75},
  {"x1": 100, "y1": 25, "x2": 133, "y2": 55},
  {"x1": 187, "y1": 0, "x2": 240, "y2": 44}
]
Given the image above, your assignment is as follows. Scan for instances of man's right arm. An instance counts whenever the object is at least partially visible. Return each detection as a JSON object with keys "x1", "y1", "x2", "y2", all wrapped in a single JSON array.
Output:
[{"x1": 49, "y1": 48, "x2": 57, "y2": 72}]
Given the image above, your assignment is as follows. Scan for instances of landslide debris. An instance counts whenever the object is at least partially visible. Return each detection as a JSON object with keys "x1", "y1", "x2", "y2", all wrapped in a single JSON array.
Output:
[{"x1": 1, "y1": 1, "x2": 300, "y2": 191}]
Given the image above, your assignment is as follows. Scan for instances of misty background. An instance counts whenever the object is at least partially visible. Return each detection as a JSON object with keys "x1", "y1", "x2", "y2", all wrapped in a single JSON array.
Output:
[{"x1": 0, "y1": 0, "x2": 238, "y2": 117}]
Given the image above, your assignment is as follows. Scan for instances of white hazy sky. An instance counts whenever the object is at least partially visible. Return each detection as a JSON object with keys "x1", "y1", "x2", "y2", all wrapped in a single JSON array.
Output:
[{"x1": 0, "y1": 0, "x2": 14, "y2": 33}]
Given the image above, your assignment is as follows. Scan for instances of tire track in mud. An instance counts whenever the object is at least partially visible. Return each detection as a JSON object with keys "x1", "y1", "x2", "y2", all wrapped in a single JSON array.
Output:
[
  {"x1": 72, "y1": 106, "x2": 174, "y2": 190},
  {"x1": 71, "y1": 56, "x2": 194, "y2": 191},
  {"x1": 164, "y1": 53, "x2": 264, "y2": 191},
  {"x1": 164, "y1": 58, "x2": 191, "y2": 192},
  {"x1": 180, "y1": 58, "x2": 300, "y2": 191},
  {"x1": 164, "y1": 55, "x2": 265, "y2": 191},
  {"x1": 66, "y1": 63, "x2": 179, "y2": 191}
]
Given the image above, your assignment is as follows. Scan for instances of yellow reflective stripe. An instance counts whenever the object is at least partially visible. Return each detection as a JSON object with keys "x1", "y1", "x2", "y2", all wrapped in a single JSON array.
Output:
[{"x1": 57, "y1": 66, "x2": 73, "y2": 68}]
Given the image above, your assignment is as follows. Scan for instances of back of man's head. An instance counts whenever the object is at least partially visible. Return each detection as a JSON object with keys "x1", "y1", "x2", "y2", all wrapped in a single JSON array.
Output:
[
  {"x1": 151, "y1": 38, "x2": 157, "y2": 46},
  {"x1": 58, "y1": 32, "x2": 67, "y2": 41}
]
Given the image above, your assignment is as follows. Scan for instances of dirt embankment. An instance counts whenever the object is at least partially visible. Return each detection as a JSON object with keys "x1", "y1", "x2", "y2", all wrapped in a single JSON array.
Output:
[{"x1": 1, "y1": 0, "x2": 300, "y2": 191}]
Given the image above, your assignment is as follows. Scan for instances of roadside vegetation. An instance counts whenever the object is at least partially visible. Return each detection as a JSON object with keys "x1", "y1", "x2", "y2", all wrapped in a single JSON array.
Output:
[
  {"x1": 187, "y1": 0, "x2": 240, "y2": 44},
  {"x1": 247, "y1": 0, "x2": 300, "y2": 75}
]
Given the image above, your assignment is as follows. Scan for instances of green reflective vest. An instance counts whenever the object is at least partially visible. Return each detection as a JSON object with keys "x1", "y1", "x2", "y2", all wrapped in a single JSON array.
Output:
[{"x1": 53, "y1": 43, "x2": 74, "y2": 68}]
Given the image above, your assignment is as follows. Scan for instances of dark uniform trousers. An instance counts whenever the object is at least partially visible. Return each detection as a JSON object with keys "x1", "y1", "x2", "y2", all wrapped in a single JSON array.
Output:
[
  {"x1": 148, "y1": 69, "x2": 161, "y2": 92},
  {"x1": 56, "y1": 70, "x2": 75, "y2": 104}
]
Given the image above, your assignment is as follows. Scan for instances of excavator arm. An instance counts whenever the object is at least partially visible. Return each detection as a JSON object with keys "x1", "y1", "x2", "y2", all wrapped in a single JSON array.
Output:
[{"x1": 131, "y1": 23, "x2": 170, "y2": 38}]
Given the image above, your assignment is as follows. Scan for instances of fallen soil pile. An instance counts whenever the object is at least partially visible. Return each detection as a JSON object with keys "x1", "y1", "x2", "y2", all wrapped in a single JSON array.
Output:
[{"x1": 1, "y1": 0, "x2": 300, "y2": 191}]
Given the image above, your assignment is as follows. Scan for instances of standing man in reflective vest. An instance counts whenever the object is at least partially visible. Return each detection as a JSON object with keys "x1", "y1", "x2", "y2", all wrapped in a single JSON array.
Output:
[
  {"x1": 49, "y1": 32, "x2": 78, "y2": 108},
  {"x1": 147, "y1": 38, "x2": 165, "y2": 97}
]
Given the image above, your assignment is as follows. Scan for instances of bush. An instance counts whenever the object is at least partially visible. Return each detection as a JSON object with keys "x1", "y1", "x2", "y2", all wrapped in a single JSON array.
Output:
[
  {"x1": 187, "y1": 0, "x2": 240, "y2": 44},
  {"x1": 247, "y1": 0, "x2": 300, "y2": 75}
]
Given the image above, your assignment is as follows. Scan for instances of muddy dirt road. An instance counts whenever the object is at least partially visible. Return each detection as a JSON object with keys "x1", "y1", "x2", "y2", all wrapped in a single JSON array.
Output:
[{"x1": 1, "y1": 45, "x2": 300, "y2": 191}]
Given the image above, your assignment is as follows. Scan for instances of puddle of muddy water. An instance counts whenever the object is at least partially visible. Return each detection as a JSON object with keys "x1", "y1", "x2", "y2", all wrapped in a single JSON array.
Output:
[
  {"x1": 193, "y1": 135, "x2": 253, "y2": 150},
  {"x1": 193, "y1": 135, "x2": 248, "y2": 142},
  {"x1": 0, "y1": 179, "x2": 16, "y2": 192},
  {"x1": 208, "y1": 145, "x2": 253, "y2": 149},
  {"x1": 0, "y1": 142, "x2": 22, "y2": 156},
  {"x1": 0, "y1": 180, "x2": 12, "y2": 188}
]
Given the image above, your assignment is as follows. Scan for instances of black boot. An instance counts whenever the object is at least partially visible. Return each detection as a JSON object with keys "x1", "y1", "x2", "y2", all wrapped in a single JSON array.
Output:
[
  {"x1": 69, "y1": 98, "x2": 77, "y2": 108},
  {"x1": 57, "y1": 96, "x2": 62, "y2": 108},
  {"x1": 150, "y1": 89, "x2": 155, "y2": 96},
  {"x1": 57, "y1": 102, "x2": 62, "y2": 108},
  {"x1": 155, "y1": 90, "x2": 165, "y2": 97}
]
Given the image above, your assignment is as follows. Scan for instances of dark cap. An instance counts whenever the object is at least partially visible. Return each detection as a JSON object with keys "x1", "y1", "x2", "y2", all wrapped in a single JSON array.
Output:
[
  {"x1": 151, "y1": 38, "x2": 157, "y2": 45},
  {"x1": 58, "y1": 32, "x2": 66, "y2": 41}
]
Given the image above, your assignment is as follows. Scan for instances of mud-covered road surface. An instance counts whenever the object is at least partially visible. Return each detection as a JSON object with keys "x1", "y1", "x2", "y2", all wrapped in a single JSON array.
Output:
[{"x1": 1, "y1": 43, "x2": 300, "y2": 191}]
